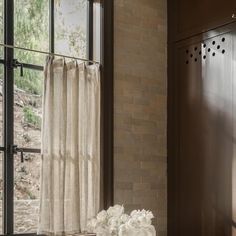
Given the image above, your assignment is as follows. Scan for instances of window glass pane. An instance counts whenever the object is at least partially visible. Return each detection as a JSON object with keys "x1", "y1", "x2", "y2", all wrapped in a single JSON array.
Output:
[
  {"x1": 14, "y1": 153, "x2": 40, "y2": 233},
  {"x1": 14, "y1": 68, "x2": 42, "y2": 232},
  {"x1": 14, "y1": 49, "x2": 47, "y2": 67},
  {"x1": 0, "y1": 0, "x2": 3, "y2": 44},
  {"x1": 14, "y1": 0, "x2": 49, "y2": 65},
  {"x1": 93, "y1": 2, "x2": 101, "y2": 62},
  {"x1": 0, "y1": 48, "x2": 3, "y2": 59},
  {"x1": 55, "y1": 0, "x2": 88, "y2": 58},
  {"x1": 14, "y1": 68, "x2": 43, "y2": 149}
]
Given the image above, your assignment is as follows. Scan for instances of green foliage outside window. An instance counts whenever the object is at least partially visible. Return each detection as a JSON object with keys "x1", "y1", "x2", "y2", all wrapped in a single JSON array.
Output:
[
  {"x1": 14, "y1": 0, "x2": 49, "y2": 95},
  {"x1": 0, "y1": 0, "x2": 87, "y2": 95},
  {"x1": 23, "y1": 106, "x2": 41, "y2": 129}
]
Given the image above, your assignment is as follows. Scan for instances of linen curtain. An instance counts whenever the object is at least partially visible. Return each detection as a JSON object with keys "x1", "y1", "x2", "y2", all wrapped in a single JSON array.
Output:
[{"x1": 38, "y1": 57, "x2": 101, "y2": 235}]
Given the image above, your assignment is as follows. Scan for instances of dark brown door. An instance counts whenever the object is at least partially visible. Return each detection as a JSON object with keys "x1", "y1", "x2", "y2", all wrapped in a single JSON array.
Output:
[
  {"x1": 170, "y1": 0, "x2": 236, "y2": 40},
  {"x1": 170, "y1": 23, "x2": 236, "y2": 236}
]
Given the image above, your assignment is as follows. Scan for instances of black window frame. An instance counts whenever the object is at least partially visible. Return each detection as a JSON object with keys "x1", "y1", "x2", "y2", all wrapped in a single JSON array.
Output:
[{"x1": 0, "y1": 0, "x2": 114, "y2": 235}]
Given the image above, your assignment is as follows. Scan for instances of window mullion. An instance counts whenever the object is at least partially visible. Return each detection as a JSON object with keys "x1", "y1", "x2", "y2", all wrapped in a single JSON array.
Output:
[
  {"x1": 88, "y1": 0, "x2": 94, "y2": 61},
  {"x1": 3, "y1": 0, "x2": 14, "y2": 234},
  {"x1": 49, "y1": 0, "x2": 54, "y2": 53}
]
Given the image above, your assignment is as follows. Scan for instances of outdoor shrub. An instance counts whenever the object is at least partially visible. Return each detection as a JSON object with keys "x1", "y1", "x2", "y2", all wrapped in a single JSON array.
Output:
[{"x1": 23, "y1": 106, "x2": 41, "y2": 129}]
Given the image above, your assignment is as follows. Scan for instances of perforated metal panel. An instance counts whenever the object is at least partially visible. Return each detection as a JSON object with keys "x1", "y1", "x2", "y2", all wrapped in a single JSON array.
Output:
[{"x1": 184, "y1": 36, "x2": 227, "y2": 65}]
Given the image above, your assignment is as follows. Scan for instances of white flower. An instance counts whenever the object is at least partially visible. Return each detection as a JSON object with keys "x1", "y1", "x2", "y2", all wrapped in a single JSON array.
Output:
[
  {"x1": 145, "y1": 211, "x2": 154, "y2": 225},
  {"x1": 109, "y1": 226, "x2": 118, "y2": 235},
  {"x1": 126, "y1": 218, "x2": 140, "y2": 228},
  {"x1": 107, "y1": 217, "x2": 123, "y2": 235},
  {"x1": 109, "y1": 217, "x2": 121, "y2": 228},
  {"x1": 130, "y1": 210, "x2": 139, "y2": 217},
  {"x1": 129, "y1": 209, "x2": 154, "y2": 227},
  {"x1": 95, "y1": 225, "x2": 110, "y2": 236},
  {"x1": 140, "y1": 210, "x2": 154, "y2": 222},
  {"x1": 107, "y1": 205, "x2": 124, "y2": 218},
  {"x1": 97, "y1": 210, "x2": 108, "y2": 223},
  {"x1": 120, "y1": 214, "x2": 130, "y2": 223},
  {"x1": 87, "y1": 206, "x2": 155, "y2": 236},
  {"x1": 137, "y1": 215, "x2": 151, "y2": 226},
  {"x1": 119, "y1": 225, "x2": 156, "y2": 236},
  {"x1": 131, "y1": 210, "x2": 153, "y2": 219},
  {"x1": 87, "y1": 217, "x2": 98, "y2": 232},
  {"x1": 108, "y1": 217, "x2": 118, "y2": 227},
  {"x1": 118, "y1": 224, "x2": 127, "y2": 235}
]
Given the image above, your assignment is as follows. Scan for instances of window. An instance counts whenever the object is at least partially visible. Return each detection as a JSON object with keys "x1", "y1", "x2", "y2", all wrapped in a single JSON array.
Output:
[
  {"x1": 0, "y1": 0, "x2": 102, "y2": 235},
  {"x1": 55, "y1": 0, "x2": 88, "y2": 58}
]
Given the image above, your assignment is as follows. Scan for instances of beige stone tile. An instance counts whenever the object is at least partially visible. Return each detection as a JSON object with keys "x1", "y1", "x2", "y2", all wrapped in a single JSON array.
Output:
[{"x1": 114, "y1": 0, "x2": 167, "y2": 233}]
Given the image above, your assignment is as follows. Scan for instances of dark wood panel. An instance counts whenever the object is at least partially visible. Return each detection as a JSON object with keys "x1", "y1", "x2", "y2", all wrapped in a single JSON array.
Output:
[
  {"x1": 168, "y1": 24, "x2": 236, "y2": 236},
  {"x1": 199, "y1": 34, "x2": 232, "y2": 236},
  {"x1": 178, "y1": 40, "x2": 203, "y2": 236},
  {"x1": 168, "y1": 0, "x2": 236, "y2": 41}
]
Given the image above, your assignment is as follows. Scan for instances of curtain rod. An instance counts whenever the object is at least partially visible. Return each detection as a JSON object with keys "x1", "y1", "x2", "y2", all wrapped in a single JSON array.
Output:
[{"x1": 0, "y1": 43, "x2": 100, "y2": 64}]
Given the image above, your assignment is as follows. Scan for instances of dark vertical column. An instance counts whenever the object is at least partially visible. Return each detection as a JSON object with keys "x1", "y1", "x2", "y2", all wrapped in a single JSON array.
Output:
[
  {"x1": 50, "y1": 0, "x2": 54, "y2": 53},
  {"x1": 101, "y1": 0, "x2": 114, "y2": 209},
  {"x1": 88, "y1": 0, "x2": 94, "y2": 60},
  {"x1": 3, "y1": 0, "x2": 14, "y2": 234}
]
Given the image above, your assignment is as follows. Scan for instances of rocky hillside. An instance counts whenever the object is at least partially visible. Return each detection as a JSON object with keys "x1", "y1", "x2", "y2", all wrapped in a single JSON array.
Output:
[{"x1": 0, "y1": 79, "x2": 42, "y2": 200}]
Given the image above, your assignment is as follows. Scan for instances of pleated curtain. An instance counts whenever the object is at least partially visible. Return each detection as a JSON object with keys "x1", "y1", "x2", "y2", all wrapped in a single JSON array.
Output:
[{"x1": 38, "y1": 57, "x2": 101, "y2": 235}]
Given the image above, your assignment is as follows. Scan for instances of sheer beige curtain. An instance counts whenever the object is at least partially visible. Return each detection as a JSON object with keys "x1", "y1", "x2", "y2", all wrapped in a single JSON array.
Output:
[{"x1": 38, "y1": 57, "x2": 100, "y2": 235}]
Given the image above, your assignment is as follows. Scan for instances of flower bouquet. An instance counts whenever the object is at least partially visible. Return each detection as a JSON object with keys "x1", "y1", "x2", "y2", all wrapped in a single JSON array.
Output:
[{"x1": 87, "y1": 205, "x2": 156, "y2": 236}]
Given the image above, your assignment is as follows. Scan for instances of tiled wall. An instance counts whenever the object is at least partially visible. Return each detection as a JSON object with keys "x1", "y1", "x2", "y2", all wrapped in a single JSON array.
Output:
[{"x1": 113, "y1": 0, "x2": 167, "y2": 235}]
